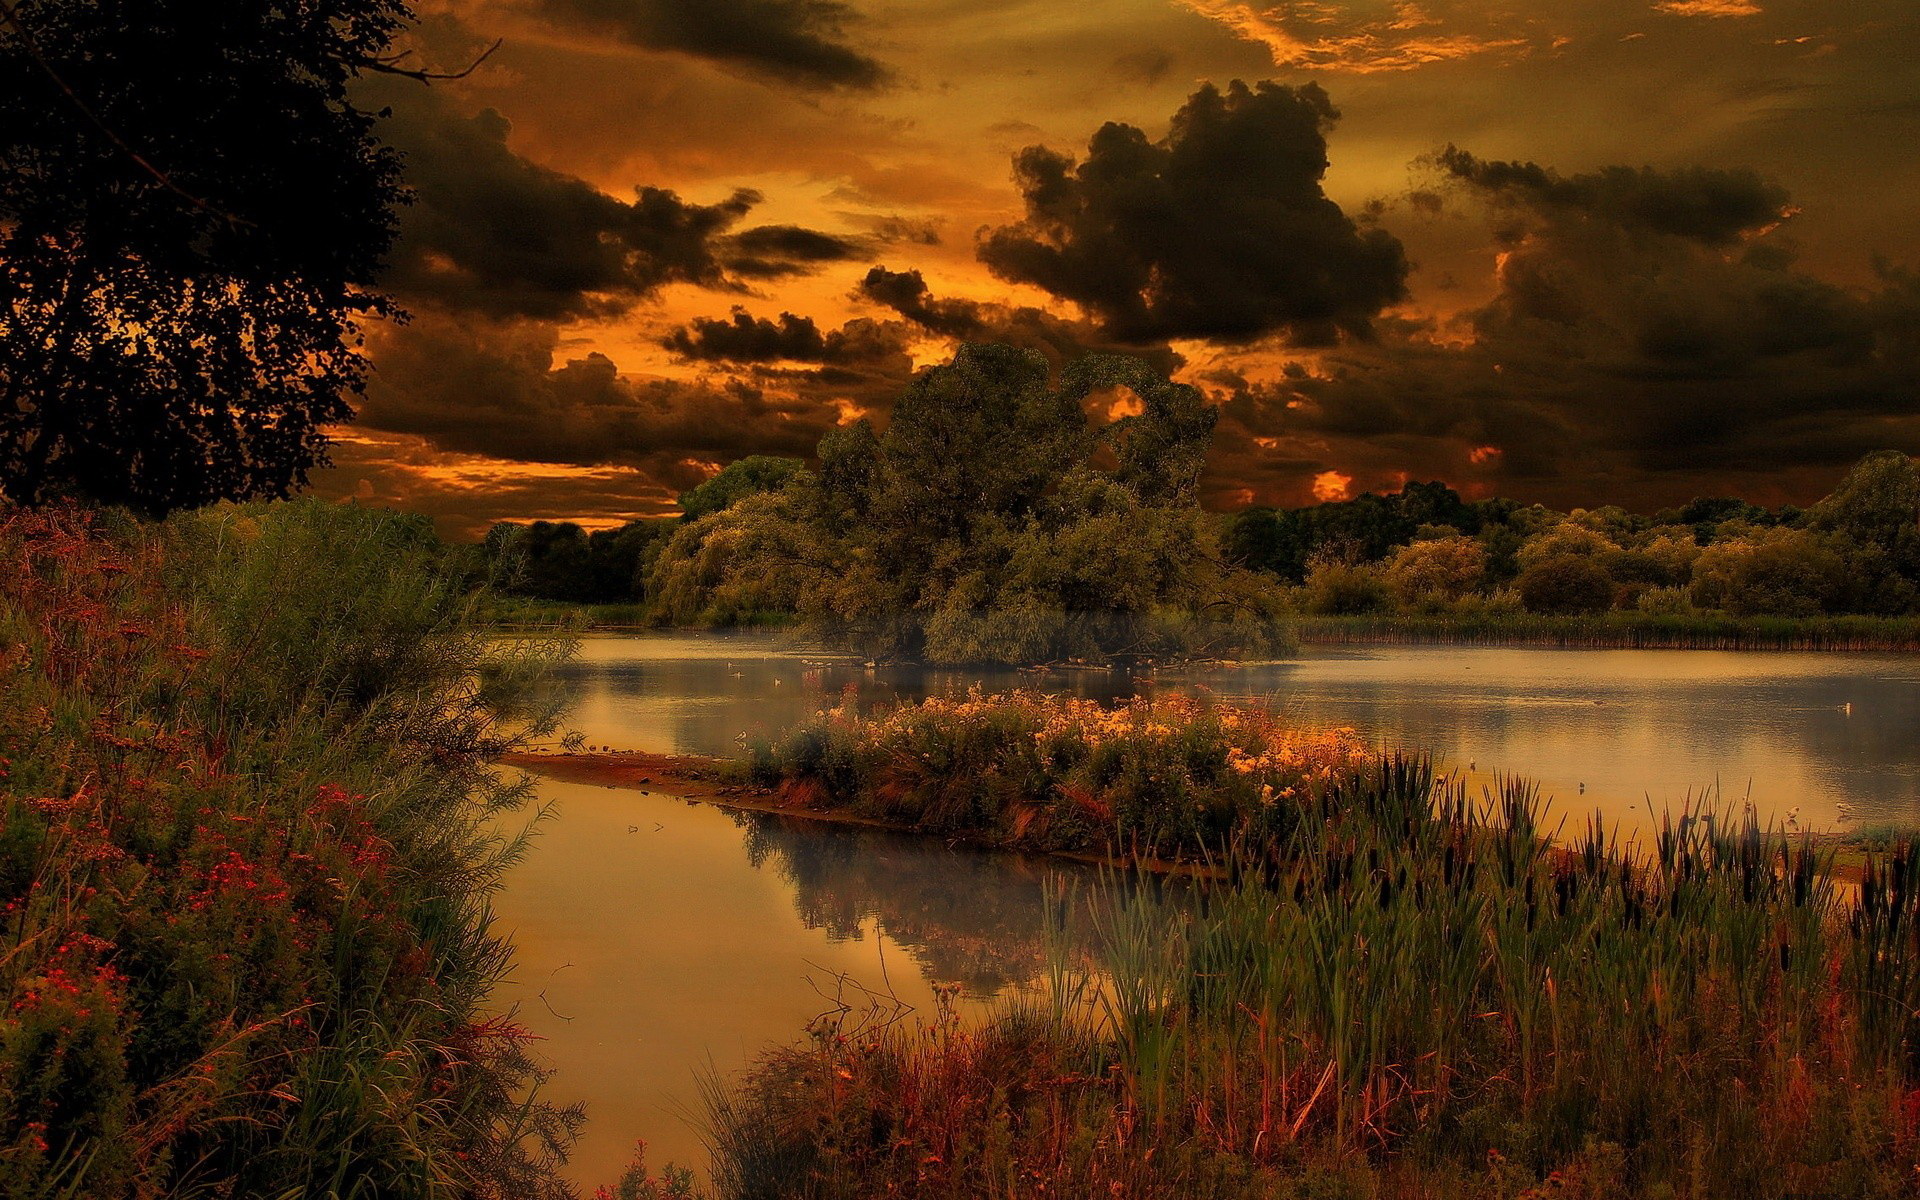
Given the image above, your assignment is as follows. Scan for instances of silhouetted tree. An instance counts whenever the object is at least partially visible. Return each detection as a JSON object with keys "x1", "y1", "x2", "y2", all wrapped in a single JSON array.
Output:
[{"x1": 0, "y1": 0, "x2": 414, "y2": 513}]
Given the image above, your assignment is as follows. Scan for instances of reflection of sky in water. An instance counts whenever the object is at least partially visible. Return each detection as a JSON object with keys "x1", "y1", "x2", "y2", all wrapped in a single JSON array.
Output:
[
  {"x1": 551, "y1": 633, "x2": 1920, "y2": 835},
  {"x1": 492, "y1": 777, "x2": 1089, "y2": 1187}
]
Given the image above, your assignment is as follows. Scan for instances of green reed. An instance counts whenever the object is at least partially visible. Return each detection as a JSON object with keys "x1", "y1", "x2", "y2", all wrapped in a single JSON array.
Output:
[{"x1": 704, "y1": 745, "x2": 1920, "y2": 1197}]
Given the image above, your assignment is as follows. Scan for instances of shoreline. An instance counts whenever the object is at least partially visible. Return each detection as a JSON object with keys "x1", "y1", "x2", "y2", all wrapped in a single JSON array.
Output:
[
  {"x1": 498, "y1": 749, "x2": 1222, "y2": 877},
  {"x1": 487, "y1": 612, "x2": 1920, "y2": 655},
  {"x1": 1291, "y1": 614, "x2": 1920, "y2": 653},
  {"x1": 500, "y1": 749, "x2": 1876, "y2": 885}
]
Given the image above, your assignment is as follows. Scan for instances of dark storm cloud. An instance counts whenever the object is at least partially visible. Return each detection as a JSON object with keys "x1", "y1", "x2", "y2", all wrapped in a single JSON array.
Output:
[
  {"x1": 722, "y1": 224, "x2": 865, "y2": 279},
  {"x1": 358, "y1": 314, "x2": 838, "y2": 480},
  {"x1": 374, "y1": 81, "x2": 761, "y2": 318},
  {"x1": 977, "y1": 81, "x2": 1410, "y2": 345},
  {"x1": 857, "y1": 267, "x2": 988, "y2": 339},
  {"x1": 532, "y1": 0, "x2": 888, "y2": 90},
  {"x1": 1436, "y1": 147, "x2": 1794, "y2": 246},
  {"x1": 663, "y1": 307, "x2": 909, "y2": 365},
  {"x1": 370, "y1": 80, "x2": 864, "y2": 318},
  {"x1": 1213, "y1": 157, "x2": 1920, "y2": 509}
]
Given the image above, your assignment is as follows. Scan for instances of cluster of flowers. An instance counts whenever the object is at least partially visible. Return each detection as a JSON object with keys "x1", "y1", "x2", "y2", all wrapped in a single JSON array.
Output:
[
  {"x1": 0, "y1": 510, "x2": 444, "y2": 1193},
  {"x1": 839, "y1": 688, "x2": 1367, "y2": 797},
  {"x1": 765, "y1": 687, "x2": 1372, "y2": 853}
]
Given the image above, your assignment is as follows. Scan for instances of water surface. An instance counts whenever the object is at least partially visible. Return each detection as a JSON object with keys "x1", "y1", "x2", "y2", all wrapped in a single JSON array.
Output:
[
  {"x1": 498, "y1": 633, "x2": 1920, "y2": 1185},
  {"x1": 554, "y1": 633, "x2": 1920, "y2": 832}
]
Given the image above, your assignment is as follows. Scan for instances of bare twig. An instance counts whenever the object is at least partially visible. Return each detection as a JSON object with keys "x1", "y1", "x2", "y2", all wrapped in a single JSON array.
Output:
[{"x1": 360, "y1": 37, "x2": 502, "y2": 83}]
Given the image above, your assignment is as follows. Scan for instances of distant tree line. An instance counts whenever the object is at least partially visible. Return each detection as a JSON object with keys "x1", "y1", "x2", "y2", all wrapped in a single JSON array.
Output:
[
  {"x1": 1225, "y1": 451, "x2": 1920, "y2": 619},
  {"x1": 478, "y1": 345, "x2": 1919, "y2": 652}
]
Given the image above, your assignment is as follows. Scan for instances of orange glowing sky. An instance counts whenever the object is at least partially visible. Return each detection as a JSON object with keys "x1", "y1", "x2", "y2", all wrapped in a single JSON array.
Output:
[{"x1": 311, "y1": 0, "x2": 1920, "y2": 536}]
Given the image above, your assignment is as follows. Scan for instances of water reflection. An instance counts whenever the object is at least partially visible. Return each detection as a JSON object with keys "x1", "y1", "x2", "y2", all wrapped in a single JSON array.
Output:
[
  {"x1": 503, "y1": 634, "x2": 1920, "y2": 1185},
  {"x1": 491, "y1": 778, "x2": 1089, "y2": 1187},
  {"x1": 735, "y1": 809, "x2": 1096, "y2": 997},
  {"x1": 552, "y1": 634, "x2": 1920, "y2": 832}
]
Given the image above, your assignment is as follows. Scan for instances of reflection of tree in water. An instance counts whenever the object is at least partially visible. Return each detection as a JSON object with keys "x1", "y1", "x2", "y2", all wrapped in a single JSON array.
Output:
[{"x1": 734, "y1": 811, "x2": 1093, "y2": 998}]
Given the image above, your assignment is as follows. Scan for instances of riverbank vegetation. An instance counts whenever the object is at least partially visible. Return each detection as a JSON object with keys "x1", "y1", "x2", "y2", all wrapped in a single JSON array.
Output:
[
  {"x1": 700, "y1": 755, "x2": 1920, "y2": 1199},
  {"x1": 745, "y1": 690, "x2": 1369, "y2": 856},
  {"x1": 480, "y1": 440, "x2": 1920, "y2": 658},
  {"x1": 0, "y1": 503, "x2": 576, "y2": 1198}
]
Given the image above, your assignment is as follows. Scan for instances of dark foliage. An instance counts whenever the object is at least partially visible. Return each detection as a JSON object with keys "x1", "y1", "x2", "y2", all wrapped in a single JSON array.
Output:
[
  {"x1": 0, "y1": 0, "x2": 409, "y2": 514},
  {"x1": 482, "y1": 517, "x2": 678, "y2": 603},
  {"x1": 1223, "y1": 480, "x2": 1482, "y2": 582}
]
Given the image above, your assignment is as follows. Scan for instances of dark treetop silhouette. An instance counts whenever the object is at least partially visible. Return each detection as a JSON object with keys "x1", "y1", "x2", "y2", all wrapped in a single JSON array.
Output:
[{"x1": 0, "y1": 0, "x2": 413, "y2": 515}]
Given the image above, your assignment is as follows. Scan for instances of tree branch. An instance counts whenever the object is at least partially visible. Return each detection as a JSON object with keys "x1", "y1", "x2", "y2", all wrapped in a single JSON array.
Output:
[{"x1": 359, "y1": 37, "x2": 502, "y2": 83}]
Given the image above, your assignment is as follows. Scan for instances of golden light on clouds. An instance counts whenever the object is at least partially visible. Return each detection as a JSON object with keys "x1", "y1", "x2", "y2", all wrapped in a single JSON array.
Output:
[
  {"x1": 1312, "y1": 470, "x2": 1355, "y2": 502},
  {"x1": 1179, "y1": 0, "x2": 1533, "y2": 72},
  {"x1": 1654, "y1": 0, "x2": 1762, "y2": 16},
  {"x1": 303, "y1": 0, "x2": 1920, "y2": 531}
]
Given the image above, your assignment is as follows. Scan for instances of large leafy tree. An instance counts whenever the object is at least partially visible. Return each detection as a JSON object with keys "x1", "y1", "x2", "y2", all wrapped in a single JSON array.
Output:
[
  {"x1": 647, "y1": 344, "x2": 1270, "y2": 662},
  {"x1": 0, "y1": 0, "x2": 413, "y2": 513}
]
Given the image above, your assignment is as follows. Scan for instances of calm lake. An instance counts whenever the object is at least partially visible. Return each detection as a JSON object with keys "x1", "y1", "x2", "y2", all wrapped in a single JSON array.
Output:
[{"x1": 493, "y1": 633, "x2": 1920, "y2": 1184}]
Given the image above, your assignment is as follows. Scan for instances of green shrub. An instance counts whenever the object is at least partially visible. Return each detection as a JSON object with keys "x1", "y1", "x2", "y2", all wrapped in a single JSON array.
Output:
[{"x1": 1517, "y1": 553, "x2": 1614, "y2": 614}]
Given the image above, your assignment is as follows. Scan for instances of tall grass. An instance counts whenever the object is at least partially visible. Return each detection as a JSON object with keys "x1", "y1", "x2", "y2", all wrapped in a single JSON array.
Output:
[
  {"x1": 0, "y1": 502, "x2": 578, "y2": 1199},
  {"x1": 702, "y1": 753, "x2": 1920, "y2": 1199}
]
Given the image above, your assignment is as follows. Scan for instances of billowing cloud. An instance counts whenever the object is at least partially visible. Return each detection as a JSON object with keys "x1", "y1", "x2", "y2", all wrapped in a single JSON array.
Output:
[
  {"x1": 663, "y1": 308, "x2": 908, "y2": 365},
  {"x1": 1208, "y1": 156, "x2": 1920, "y2": 508},
  {"x1": 857, "y1": 267, "x2": 988, "y2": 339},
  {"x1": 978, "y1": 81, "x2": 1409, "y2": 344},
  {"x1": 1436, "y1": 147, "x2": 1793, "y2": 245},
  {"x1": 370, "y1": 77, "x2": 865, "y2": 321},
  {"x1": 723, "y1": 224, "x2": 865, "y2": 279},
  {"x1": 374, "y1": 80, "x2": 760, "y2": 317},
  {"x1": 856, "y1": 266, "x2": 1184, "y2": 375},
  {"x1": 358, "y1": 314, "x2": 839, "y2": 476},
  {"x1": 531, "y1": 0, "x2": 888, "y2": 89}
]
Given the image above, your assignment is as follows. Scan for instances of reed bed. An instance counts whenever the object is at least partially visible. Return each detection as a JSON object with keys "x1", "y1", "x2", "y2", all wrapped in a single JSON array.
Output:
[{"x1": 701, "y1": 752, "x2": 1920, "y2": 1199}]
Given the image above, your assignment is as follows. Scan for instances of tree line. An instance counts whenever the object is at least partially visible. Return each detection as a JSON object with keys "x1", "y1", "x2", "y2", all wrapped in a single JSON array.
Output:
[
  {"x1": 482, "y1": 346, "x2": 1920, "y2": 657},
  {"x1": 1225, "y1": 452, "x2": 1919, "y2": 620}
]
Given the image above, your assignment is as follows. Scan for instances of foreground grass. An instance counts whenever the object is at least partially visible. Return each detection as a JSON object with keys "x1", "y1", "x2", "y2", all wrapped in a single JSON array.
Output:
[
  {"x1": 694, "y1": 753, "x2": 1920, "y2": 1199},
  {"x1": 0, "y1": 503, "x2": 577, "y2": 1199}
]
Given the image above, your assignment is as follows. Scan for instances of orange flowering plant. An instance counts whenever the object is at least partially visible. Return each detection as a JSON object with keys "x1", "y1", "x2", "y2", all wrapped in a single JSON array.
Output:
[{"x1": 750, "y1": 688, "x2": 1368, "y2": 855}]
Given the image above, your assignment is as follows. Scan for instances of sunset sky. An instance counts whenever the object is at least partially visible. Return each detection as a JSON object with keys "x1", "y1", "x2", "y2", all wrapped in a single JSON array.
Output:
[{"x1": 312, "y1": 0, "x2": 1920, "y2": 536}]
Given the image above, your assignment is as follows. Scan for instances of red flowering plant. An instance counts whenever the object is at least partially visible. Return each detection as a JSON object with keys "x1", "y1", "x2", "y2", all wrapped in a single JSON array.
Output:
[{"x1": 0, "y1": 505, "x2": 577, "y2": 1199}]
